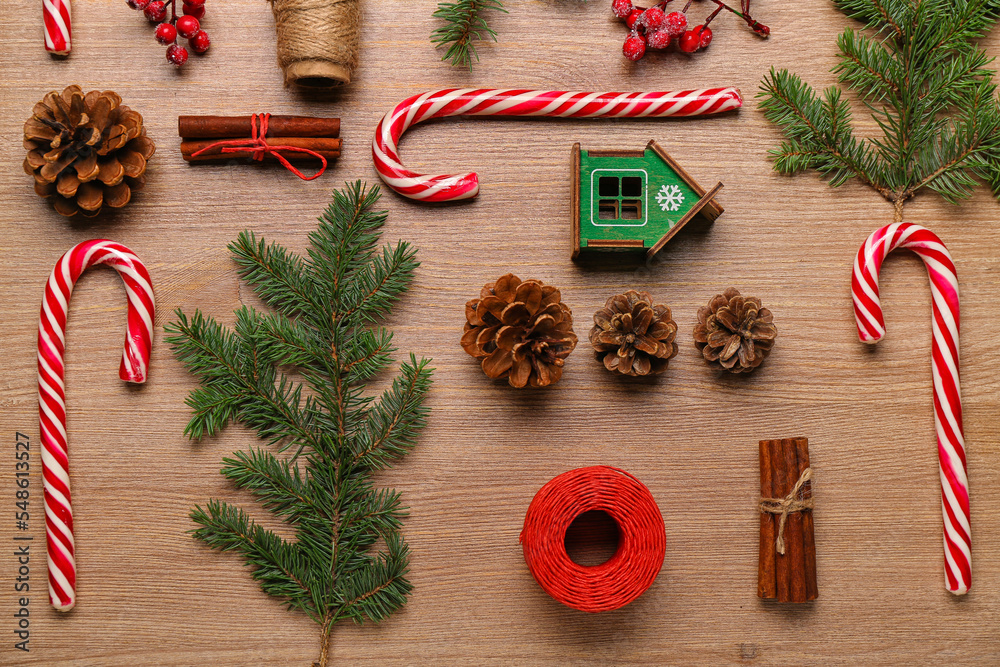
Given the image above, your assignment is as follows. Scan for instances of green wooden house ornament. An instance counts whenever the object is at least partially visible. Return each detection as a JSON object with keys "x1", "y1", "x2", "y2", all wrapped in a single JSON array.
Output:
[{"x1": 571, "y1": 139, "x2": 724, "y2": 261}]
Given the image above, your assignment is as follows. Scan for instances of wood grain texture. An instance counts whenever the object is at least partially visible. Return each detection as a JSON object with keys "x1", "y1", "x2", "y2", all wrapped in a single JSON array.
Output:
[{"x1": 2, "y1": 0, "x2": 1000, "y2": 664}]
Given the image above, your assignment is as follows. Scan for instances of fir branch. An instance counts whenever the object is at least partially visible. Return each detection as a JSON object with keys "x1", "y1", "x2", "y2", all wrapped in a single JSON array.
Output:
[
  {"x1": 352, "y1": 355, "x2": 433, "y2": 470},
  {"x1": 230, "y1": 232, "x2": 324, "y2": 326},
  {"x1": 835, "y1": 0, "x2": 906, "y2": 36},
  {"x1": 169, "y1": 182, "x2": 433, "y2": 667},
  {"x1": 431, "y1": 0, "x2": 507, "y2": 70},
  {"x1": 337, "y1": 243, "x2": 420, "y2": 327},
  {"x1": 220, "y1": 448, "x2": 324, "y2": 523},
  {"x1": 341, "y1": 327, "x2": 395, "y2": 384},
  {"x1": 190, "y1": 500, "x2": 321, "y2": 619},
  {"x1": 306, "y1": 182, "x2": 389, "y2": 302},
  {"x1": 759, "y1": 0, "x2": 1000, "y2": 218},
  {"x1": 759, "y1": 69, "x2": 886, "y2": 193},
  {"x1": 165, "y1": 308, "x2": 320, "y2": 452}
]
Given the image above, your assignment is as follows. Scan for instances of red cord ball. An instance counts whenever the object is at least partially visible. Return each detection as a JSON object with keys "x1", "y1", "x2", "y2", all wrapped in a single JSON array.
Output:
[{"x1": 520, "y1": 466, "x2": 665, "y2": 612}]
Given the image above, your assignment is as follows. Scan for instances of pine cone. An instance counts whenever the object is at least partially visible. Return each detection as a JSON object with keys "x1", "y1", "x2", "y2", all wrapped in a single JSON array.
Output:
[
  {"x1": 590, "y1": 290, "x2": 678, "y2": 376},
  {"x1": 23, "y1": 85, "x2": 155, "y2": 217},
  {"x1": 693, "y1": 287, "x2": 777, "y2": 374},
  {"x1": 461, "y1": 274, "x2": 578, "y2": 388}
]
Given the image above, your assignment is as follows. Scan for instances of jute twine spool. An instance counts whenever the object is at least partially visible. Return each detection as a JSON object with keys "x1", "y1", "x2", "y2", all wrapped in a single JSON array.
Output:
[
  {"x1": 520, "y1": 466, "x2": 666, "y2": 612},
  {"x1": 269, "y1": 0, "x2": 360, "y2": 88}
]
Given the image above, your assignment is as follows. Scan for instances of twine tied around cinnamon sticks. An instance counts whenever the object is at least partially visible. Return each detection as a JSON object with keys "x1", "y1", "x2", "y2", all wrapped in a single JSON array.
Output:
[
  {"x1": 759, "y1": 467, "x2": 813, "y2": 555},
  {"x1": 188, "y1": 114, "x2": 328, "y2": 181}
]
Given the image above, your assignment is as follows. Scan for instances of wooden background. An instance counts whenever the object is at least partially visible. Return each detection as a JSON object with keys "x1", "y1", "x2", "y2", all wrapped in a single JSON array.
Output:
[{"x1": 2, "y1": 0, "x2": 999, "y2": 664}]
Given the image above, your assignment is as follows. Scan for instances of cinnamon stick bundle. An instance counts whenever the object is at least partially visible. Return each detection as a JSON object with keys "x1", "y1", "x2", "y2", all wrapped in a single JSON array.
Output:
[
  {"x1": 178, "y1": 115, "x2": 342, "y2": 169},
  {"x1": 178, "y1": 115, "x2": 340, "y2": 139},
  {"x1": 758, "y1": 437, "x2": 817, "y2": 603}
]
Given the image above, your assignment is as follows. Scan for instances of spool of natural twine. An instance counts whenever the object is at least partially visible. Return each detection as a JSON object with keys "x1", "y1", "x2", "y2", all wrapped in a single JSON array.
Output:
[{"x1": 270, "y1": 0, "x2": 360, "y2": 88}]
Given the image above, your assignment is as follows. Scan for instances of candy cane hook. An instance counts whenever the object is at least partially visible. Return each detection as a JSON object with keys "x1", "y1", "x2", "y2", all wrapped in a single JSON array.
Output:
[
  {"x1": 852, "y1": 222, "x2": 969, "y2": 595},
  {"x1": 39, "y1": 240, "x2": 155, "y2": 611},
  {"x1": 372, "y1": 87, "x2": 742, "y2": 202}
]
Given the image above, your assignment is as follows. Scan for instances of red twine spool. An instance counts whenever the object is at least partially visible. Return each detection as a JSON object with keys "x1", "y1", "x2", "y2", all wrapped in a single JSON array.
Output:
[{"x1": 520, "y1": 466, "x2": 666, "y2": 612}]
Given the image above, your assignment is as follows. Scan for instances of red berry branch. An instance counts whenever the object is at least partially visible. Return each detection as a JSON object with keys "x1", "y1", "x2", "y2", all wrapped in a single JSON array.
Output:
[
  {"x1": 613, "y1": 0, "x2": 768, "y2": 61},
  {"x1": 126, "y1": 0, "x2": 211, "y2": 67}
]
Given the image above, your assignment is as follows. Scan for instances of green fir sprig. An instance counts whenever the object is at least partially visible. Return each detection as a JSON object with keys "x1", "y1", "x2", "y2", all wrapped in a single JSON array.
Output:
[
  {"x1": 431, "y1": 0, "x2": 507, "y2": 70},
  {"x1": 758, "y1": 0, "x2": 1000, "y2": 221},
  {"x1": 165, "y1": 182, "x2": 433, "y2": 667}
]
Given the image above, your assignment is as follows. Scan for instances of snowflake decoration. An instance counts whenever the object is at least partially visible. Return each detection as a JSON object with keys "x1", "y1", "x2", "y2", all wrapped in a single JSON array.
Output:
[{"x1": 655, "y1": 184, "x2": 685, "y2": 212}]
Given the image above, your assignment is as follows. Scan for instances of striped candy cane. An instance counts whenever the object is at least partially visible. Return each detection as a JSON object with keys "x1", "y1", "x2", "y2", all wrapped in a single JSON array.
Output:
[
  {"x1": 852, "y1": 222, "x2": 969, "y2": 595},
  {"x1": 372, "y1": 88, "x2": 742, "y2": 202},
  {"x1": 43, "y1": 0, "x2": 72, "y2": 55},
  {"x1": 39, "y1": 240, "x2": 155, "y2": 611}
]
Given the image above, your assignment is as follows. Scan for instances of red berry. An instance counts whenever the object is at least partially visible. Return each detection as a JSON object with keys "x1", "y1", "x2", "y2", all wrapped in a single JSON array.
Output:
[
  {"x1": 678, "y1": 30, "x2": 700, "y2": 53},
  {"x1": 611, "y1": 0, "x2": 633, "y2": 19},
  {"x1": 642, "y1": 7, "x2": 665, "y2": 30},
  {"x1": 166, "y1": 43, "x2": 189, "y2": 66},
  {"x1": 625, "y1": 8, "x2": 642, "y2": 30},
  {"x1": 127, "y1": 0, "x2": 150, "y2": 9},
  {"x1": 185, "y1": 0, "x2": 205, "y2": 5},
  {"x1": 189, "y1": 30, "x2": 211, "y2": 54},
  {"x1": 623, "y1": 33, "x2": 646, "y2": 61},
  {"x1": 646, "y1": 28, "x2": 672, "y2": 50},
  {"x1": 182, "y1": 2, "x2": 206, "y2": 18},
  {"x1": 664, "y1": 11, "x2": 687, "y2": 38},
  {"x1": 155, "y1": 22, "x2": 177, "y2": 45},
  {"x1": 695, "y1": 25, "x2": 713, "y2": 48},
  {"x1": 176, "y1": 15, "x2": 200, "y2": 38},
  {"x1": 144, "y1": 0, "x2": 166, "y2": 22}
]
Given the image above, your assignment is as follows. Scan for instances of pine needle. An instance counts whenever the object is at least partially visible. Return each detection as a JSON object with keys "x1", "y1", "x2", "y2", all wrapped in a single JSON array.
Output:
[
  {"x1": 757, "y1": 0, "x2": 1000, "y2": 215},
  {"x1": 165, "y1": 182, "x2": 433, "y2": 667},
  {"x1": 431, "y1": 0, "x2": 507, "y2": 70}
]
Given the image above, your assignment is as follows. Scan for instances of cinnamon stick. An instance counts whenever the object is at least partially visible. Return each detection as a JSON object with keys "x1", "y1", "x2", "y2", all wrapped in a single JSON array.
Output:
[
  {"x1": 782, "y1": 440, "x2": 807, "y2": 603},
  {"x1": 795, "y1": 437, "x2": 819, "y2": 601},
  {"x1": 771, "y1": 439, "x2": 792, "y2": 603},
  {"x1": 181, "y1": 137, "x2": 342, "y2": 163},
  {"x1": 183, "y1": 150, "x2": 341, "y2": 164},
  {"x1": 757, "y1": 440, "x2": 776, "y2": 599},
  {"x1": 181, "y1": 137, "x2": 341, "y2": 154},
  {"x1": 178, "y1": 115, "x2": 340, "y2": 139}
]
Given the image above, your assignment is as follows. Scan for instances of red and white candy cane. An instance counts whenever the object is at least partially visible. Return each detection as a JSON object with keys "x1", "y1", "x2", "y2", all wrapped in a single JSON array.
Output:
[
  {"x1": 43, "y1": 0, "x2": 72, "y2": 55},
  {"x1": 372, "y1": 88, "x2": 742, "y2": 202},
  {"x1": 39, "y1": 240, "x2": 154, "y2": 611},
  {"x1": 852, "y1": 222, "x2": 969, "y2": 595}
]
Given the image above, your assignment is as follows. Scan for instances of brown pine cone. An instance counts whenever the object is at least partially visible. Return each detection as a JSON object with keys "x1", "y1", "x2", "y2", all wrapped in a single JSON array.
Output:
[
  {"x1": 461, "y1": 274, "x2": 578, "y2": 388},
  {"x1": 590, "y1": 290, "x2": 678, "y2": 376},
  {"x1": 693, "y1": 287, "x2": 777, "y2": 374},
  {"x1": 23, "y1": 85, "x2": 155, "y2": 217}
]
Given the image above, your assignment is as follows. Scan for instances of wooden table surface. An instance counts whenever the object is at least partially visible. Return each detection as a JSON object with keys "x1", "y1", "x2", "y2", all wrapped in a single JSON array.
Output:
[{"x1": 2, "y1": 1, "x2": 999, "y2": 664}]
